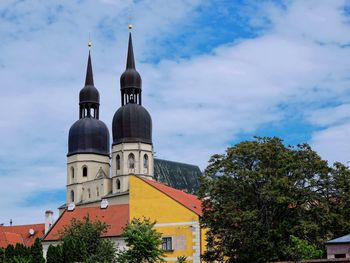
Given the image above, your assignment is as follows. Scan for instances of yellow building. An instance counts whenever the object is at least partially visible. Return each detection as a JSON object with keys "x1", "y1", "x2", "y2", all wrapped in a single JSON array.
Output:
[
  {"x1": 43, "y1": 31, "x2": 205, "y2": 263},
  {"x1": 44, "y1": 175, "x2": 204, "y2": 262}
]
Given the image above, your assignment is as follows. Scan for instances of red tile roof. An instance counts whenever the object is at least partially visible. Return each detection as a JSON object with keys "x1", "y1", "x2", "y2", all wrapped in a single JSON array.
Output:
[
  {"x1": 140, "y1": 177, "x2": 202, "y2": 215},
  {"x1": 0, "y1": 224, "x2": 45, "y2": 248},
  {"x1": 44, "y1": 204, "x2": 129, "y2": 241}
]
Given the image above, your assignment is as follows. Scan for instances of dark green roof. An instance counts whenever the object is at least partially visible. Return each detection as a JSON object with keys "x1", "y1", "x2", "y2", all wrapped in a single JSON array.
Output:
[{"x1": 154, "y1": 158, "x2": 201, "y2": 194}]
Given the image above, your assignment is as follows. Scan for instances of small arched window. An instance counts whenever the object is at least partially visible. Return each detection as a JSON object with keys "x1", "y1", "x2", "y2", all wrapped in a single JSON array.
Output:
[
  {"x1": 87, "y1": 188, "x2": 91, "y2": 198},
  {"x1": 128, "y1": 153, "x2": 135, "y2": 169},
  {"x1": 116, "y1": 179, "x2": 121, "y2": 190},
  {"x1": 116, "y1": 155, "x2": 121, "y2": 170},
  {"x1": 83, "y1": 166, "x2": 88, "y2": 177},
  {"x1": 70, "y1": 190, "x2": 74, "y2": 202},
  {"x1": 71, "y1": 167, "x2": 74, "y2": 180},
  {"x1": 143, "y1": 154, "x2": 149, "y2": 169},
  {"x1": 96, "y1": 187, "x2": 99, "y2": 197}
]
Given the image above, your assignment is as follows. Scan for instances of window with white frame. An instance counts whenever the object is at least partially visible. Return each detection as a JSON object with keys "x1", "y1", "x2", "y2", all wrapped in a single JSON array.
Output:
[{"x1": 162, "y1": 237, "x2": 173, "y2": 251}]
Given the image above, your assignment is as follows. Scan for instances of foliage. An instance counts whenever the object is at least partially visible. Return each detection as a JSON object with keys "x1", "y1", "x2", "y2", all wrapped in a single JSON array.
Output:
[
  {"x1": 199, "y1": 137, "x2": 350, "y2": 262},
  {"x1": 289, "y1": 235, "x2": 323, "y2": 260},
  {"x1": 117, "y1": 217, "x2": 164, "y2": 263},
  {"x1": 11, "y1": 257, "x2": 31, "y2": 263},
  {"x1": 0, "y1": 247, "x2": 4, "y2": 263},
  {"x1": 59, "y1": 216, "x2": 116, "y2": 263},
  {"x1": 177, "y1": 256, "x2": 187, "y2": 263},
  {"x1": 46, "y1": 244, "x2": 63, "y2": 263},
  {"x1": 30, "y1": 238, "x2": 44, "y2": 263},
  {"x1": 3, "y1": 242, "x2": 33, "y2": 263},
  {"x1": 5, "y1": 245, "x2": 15, "y2": 261}
]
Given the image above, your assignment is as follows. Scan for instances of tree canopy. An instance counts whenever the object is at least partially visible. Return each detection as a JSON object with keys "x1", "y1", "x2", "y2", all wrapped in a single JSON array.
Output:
[
  {"x1": 0, "y1": 238, "x2": 44, "y2": 263},
  {"x1": 117, "y1": 217, "x2": 164, "y2": 263},
  {"x1": 199, "y1": 137, "x2": 350, "y2": 262},
  {"x1": 46, "y1": 216, "x2": 117, "y2": 263}
]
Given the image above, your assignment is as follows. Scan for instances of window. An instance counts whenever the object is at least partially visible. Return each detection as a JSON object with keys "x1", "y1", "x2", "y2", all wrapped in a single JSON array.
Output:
[
  {"x1": 70, "y1": 190, "x2": 74, "y2": 202},
  {"x1": 83, "y1": 166, "x2": 88, "y2": 177},
  {"x1": 128, "y1": 153, "x2": 135, "y2": 169},
  {"x1": 71, "y1": 167, "x2": 74, "y2": 179},
  {"x1": 87, "y1": 188, "x2": 91, "y2": 198},
  {"x1": 162, "y1": 237, "x2": 172, "y2": 251},
  {"x1": 96, "y1": 187, "x2": 99, "y2": 197},
  {"x1": 116, "y1": 179, "x2": 121, "y2": 190},
  {"x1": 143, "y1": 154, "x2": 149, "y2": 169},
  {"x1": 335, "y1": 254, "x2": 346, "y2": 258},
  {"x1": 116, "y1": 155, "x2": 121, "y2": 170}
]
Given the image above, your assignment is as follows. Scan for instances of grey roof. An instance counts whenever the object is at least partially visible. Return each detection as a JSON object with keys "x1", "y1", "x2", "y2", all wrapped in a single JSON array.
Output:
[
  {"x1": 326, "y1": 234, "x2": 350, "y2": 244},
  {"x1": 154, "y1": 158, "x2": 202, "y2": 194}
]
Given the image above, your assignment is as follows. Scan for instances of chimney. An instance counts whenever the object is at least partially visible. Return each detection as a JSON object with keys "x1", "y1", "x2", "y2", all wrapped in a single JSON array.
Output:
[
  {"x1": 10, "y1": 219, "x2": 12, "y2": 226},
  {"x1": 45, "y1": 210, "x2": 54, "y2": 234}
]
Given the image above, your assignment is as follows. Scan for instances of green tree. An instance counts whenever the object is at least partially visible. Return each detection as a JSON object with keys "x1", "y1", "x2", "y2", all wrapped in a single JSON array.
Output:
[
  {"x1": 59, "y1": 216, "x2": 116, "y2": 263},
  {"x1": 46, "y1": 244, "x2": 63, "y2": 263},
  {"x1": 289, "y1": 235, "x2": 323, "y2": 260},
  {"x1": 199, "y1": 137, "x2": 350, "y2": 262},
  {"x1": 13, "y1": 244, "x2": 31, "y2": 263},
  {"x1": 30, "y1": 238, "x2": 44, "y2": 263},
  {"x1": 0, "y1": 247, "x2": 5, "y2": 263},
  {"x1": 117, "y1": 217, "x2": 164, "y2": 263},
  {"x1": 5, "y1": 245, "x2": 15, "y2": 261}
]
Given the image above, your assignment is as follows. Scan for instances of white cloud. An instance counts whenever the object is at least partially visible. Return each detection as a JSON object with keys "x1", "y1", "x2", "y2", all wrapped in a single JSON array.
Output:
[
  {"x1": 1, "y1": 0, "x2": 350, "y2": 225},
  {"x1": 310, "y1": 123, "x2": 350, "y2": 166}
]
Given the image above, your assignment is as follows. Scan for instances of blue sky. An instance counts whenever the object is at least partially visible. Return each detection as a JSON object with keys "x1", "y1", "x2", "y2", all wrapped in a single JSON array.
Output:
[{"x1": 1, "y1": 0, "x2": 350, "y2": 224}]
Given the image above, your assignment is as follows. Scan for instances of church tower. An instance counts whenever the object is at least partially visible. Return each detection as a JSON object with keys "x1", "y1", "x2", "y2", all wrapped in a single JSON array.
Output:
[
  {"x1": 66, "y1": 49, "x2": 111, "y2": 205},
  {"x1": 111, "y1": 32, "x2": 154, "y2": 193}
]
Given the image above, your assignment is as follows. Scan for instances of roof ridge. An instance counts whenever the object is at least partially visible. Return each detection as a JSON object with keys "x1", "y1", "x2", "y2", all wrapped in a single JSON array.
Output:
[
  {"x1": 3, "y1": 223, "x2": 44, "y2": 228},
  {"x1": 154, "y1": 158, "x2": 202, "y2": 169},
  {"x1": 138, "y1": 177, "x2": 202, "y2": 216}
]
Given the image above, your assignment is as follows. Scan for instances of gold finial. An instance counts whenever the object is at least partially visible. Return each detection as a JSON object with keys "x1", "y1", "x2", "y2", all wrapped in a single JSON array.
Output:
[
  {"x1": 88, "y1": 33, "x2": 92, "y2": 50},
  {"x1": 128, "y1": 14, "x2": 132, "y2": 31}
]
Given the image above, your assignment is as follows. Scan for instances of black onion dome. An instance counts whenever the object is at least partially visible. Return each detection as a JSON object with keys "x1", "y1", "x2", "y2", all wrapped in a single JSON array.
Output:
[
  {"x1": 120, "y1": 69, "x2": 141, "y2": 90},
  {"x1": 79, "y1": 85, "x2": 100, "y2": 104},
  {"x1": 112, "y1": 103, "x2": 152, "y2": 145},
  {"x1": 68, "y1": 118, "x2": 110, "y2": 156}
]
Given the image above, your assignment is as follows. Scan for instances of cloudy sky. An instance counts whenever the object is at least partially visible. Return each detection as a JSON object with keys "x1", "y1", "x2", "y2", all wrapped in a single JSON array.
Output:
[{"x1": 1, "y1": 0, "x2": 350, "y2": 225}]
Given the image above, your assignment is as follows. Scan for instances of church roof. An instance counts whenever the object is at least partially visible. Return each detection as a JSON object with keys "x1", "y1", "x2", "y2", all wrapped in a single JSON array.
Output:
[
  {"x1": 0, "y1": 223, "x2": 45, "y2": 247},
  {"x1": 44, "y1": 204, "x2": 129, "y2": 241},
  {"x1": 140, "y1": 177, "x2": 202, "y2": 216},
  {"x1": 154, "y1": 158, "x2": 202, "y2": 194}
]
